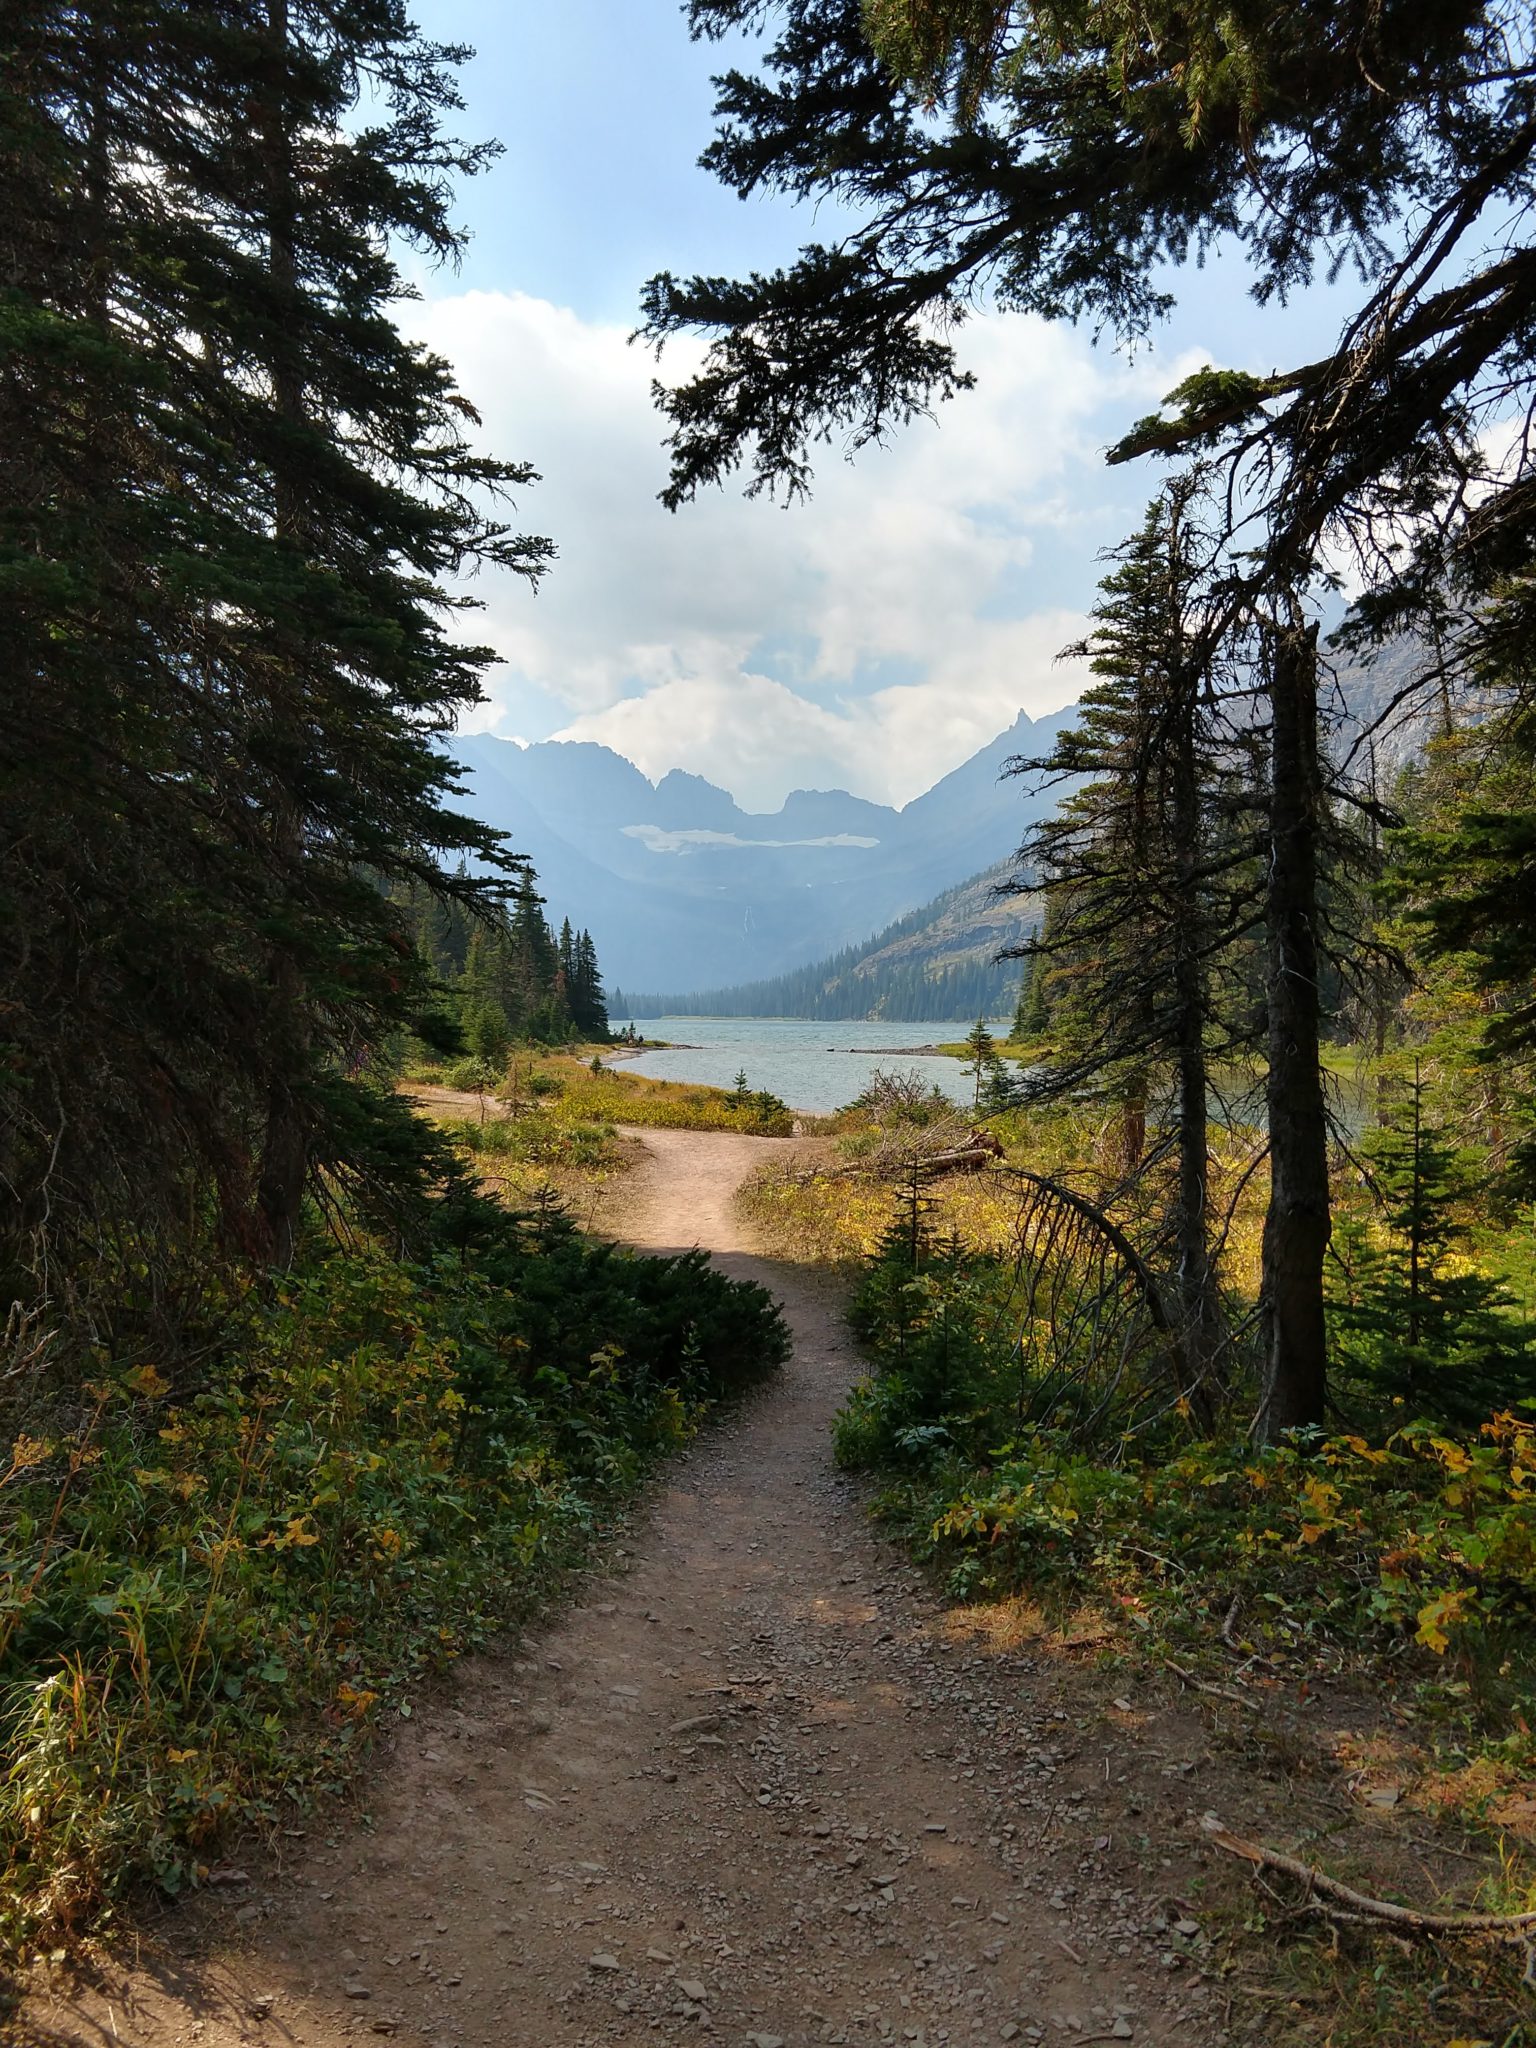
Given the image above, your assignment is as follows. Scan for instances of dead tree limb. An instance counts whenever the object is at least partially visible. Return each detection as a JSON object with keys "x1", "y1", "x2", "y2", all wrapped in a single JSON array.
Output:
[{"x1": 1202, "y1": 1817, "x2": 1536, "y2": 1934}]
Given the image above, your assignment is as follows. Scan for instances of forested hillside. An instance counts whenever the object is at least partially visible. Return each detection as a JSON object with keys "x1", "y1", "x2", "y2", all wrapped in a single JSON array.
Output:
[{"x1": 615, "y1": 866, "x2": 1034, "y2": 1021}]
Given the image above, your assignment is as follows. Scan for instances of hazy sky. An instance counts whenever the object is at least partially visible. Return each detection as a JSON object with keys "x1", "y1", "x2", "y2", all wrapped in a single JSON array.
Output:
[{"x1": 406, "y1": 1, "x2": 1354, "y2": 810}]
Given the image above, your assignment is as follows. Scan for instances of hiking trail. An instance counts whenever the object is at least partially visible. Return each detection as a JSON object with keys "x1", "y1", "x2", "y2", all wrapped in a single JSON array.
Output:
[{"x1": 21, "y1": 1128, "x2": 1225, "y2": 2048}]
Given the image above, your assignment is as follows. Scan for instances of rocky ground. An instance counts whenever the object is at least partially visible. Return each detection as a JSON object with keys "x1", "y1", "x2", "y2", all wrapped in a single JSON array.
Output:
[{"x1": 15, "y1": 1129, "x2": 1260, "y2": 2048}]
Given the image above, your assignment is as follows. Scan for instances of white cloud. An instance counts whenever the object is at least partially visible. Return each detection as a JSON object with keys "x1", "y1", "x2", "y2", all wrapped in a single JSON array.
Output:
[{"x1": 405, "y1": 288, "x2": 1197, "y2": 806}]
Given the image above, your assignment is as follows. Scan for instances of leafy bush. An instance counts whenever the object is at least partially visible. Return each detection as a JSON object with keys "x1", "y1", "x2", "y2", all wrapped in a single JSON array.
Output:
[
  {"x1": 837, "y1": 1226, "x2": 1536, "y2": 1710},
  {"x1": 860, "y1": 1418, "x2": 1536, "y2": 1686},
  {"x1": 0, "y1": 1184, "x2": 786, "y2": 1949},
  {"x1": 444, "y1": 1056, "x2": 498, "y2": 1093},
  {"x1": 841, "y1": 1067, "x2": 957, "y2": 1128},
  {"x1": 837, "y1": 1239, "x2": 1006, "y2": 1469},
  {"x1": 443, "y1": 1110, "x2": 617, "y2": 1173}
]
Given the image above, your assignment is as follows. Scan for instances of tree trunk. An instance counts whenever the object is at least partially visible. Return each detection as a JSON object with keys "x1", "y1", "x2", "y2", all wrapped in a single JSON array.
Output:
[
  {"x1": 257, "y1": 1057, "x2": 307, "y2": 1263},
  {"x1": 1174, "y1": 1030, "x2": 1218, "y2": 1424},
  {"x1": 1168, "y1": 670, "x2": 1220, "y2": 1424},
  {"x1": 1101, "y1": 1076, "x2": 1147, "y2": 1179},
  {"x1": 1259, "y1": 617, "x2": 1331, "y2": 1438},
  {"x1": 254, "y1": 0, "x2": 310, "y2": 1262}
]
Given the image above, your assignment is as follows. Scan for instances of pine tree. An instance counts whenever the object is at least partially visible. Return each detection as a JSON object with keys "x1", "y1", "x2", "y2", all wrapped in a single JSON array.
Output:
[
  {"x1": 1330, "y1": 1069, "x2": 1531, "y2": 1425},
  {"x1": 959, "y1": 1017, "x2": 999, "y2": 1112},
  {"x1": 465, "y1": 1002, "x2": 512, "y2": 1076},
  {"x1": 570, "y1": 929, "x2": 609, "y2": 1037},
  {"x1": 1011, "y1": 960, "x2": 1049, "y2": 1044},
  {"x1": 979, "y1": 1056, "x2": 1025, "y2": 1115},
  {"x1": 1, "y1": 2, "x2": 552, "y2": 1289},
  {"x1": 1001, "y1": 483, "x2": 1260, "y2": 1401}
]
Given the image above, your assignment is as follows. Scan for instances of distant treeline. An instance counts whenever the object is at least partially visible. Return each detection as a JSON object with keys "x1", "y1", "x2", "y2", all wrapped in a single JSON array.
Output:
[
  {"x1": 399, "y1": 870, "x2": 609, "y2": 1055},
  {"x1": 615, "y1": 892, "x2": 1024, "y2": 1022}
]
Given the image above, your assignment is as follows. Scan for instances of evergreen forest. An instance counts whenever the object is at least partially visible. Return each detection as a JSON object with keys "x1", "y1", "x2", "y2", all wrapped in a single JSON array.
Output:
[{"x1": 403, "y1": 871, "x2": 611, "y2": 1065}]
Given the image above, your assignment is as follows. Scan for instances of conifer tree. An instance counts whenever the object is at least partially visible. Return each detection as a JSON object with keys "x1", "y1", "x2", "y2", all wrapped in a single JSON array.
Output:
[
  {"x1": 1330, "y1": 1069, "x2": 1531, "y2": 1425},
  {"x1": 2, "y1": 2, "x2": 551, "y2": 1286},
  {"x1": 1011, "y1": 959, "x2": 1050, "y2": 1044},
  {"x1": 1003, "y1": 480, "x2": 1260, "y2": 1398},
  {"x1": 571, "y1": 930, "x2": 610, "y2": 1037},
  {"x1": 960, "y1": 1017, "x2": 999, "y2": 1112}
]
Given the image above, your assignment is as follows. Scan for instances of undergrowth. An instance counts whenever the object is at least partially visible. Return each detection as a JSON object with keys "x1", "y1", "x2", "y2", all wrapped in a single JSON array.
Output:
[
  {"x1": 416, "y1": 1049, "x2": 806, "y2": 1137},
  {"x1": 836, "y1": 1227, "x2": 1536, "y2": 1761},
  {"x1": 0, "y1": 1179, "x2": 787, "y2": 1954},
  {"x1": 808, "y1": 1113, "x2": 1536, "y2": 2046}
]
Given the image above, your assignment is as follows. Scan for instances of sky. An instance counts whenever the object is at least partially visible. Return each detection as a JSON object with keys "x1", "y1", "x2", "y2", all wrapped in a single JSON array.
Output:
[{"x1": 404, "y1": 1, "x2": 1356, "y2": 812}]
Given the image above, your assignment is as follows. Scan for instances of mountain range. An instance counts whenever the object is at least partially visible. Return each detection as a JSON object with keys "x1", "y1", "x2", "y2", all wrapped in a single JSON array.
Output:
[
  {"x1": 449, "y1": 634, "x2": 1439, "y2": 1001},
  {"x1": 451, "y1": 709, "x2": 1074, "y2": 994}
]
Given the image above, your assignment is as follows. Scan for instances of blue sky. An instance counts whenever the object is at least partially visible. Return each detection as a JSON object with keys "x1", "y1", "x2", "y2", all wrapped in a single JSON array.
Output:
[{"x1": 406, "y1": 1, "x2": 1356, "y2": 809}]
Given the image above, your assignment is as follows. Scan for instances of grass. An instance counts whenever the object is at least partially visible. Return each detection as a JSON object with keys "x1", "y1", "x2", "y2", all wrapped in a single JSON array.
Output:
[{"x1": 408, "y1": 1046, "x2": 819, "y2": 1139}]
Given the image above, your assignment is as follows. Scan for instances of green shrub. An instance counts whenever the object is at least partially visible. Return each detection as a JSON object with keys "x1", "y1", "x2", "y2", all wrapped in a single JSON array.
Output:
[
  {"x1": 0, "y1": 1181, "x2": 787, "y2": 1949},
  {"x1": 893, "y1": 1419, "x2": 1536, "y2": 1678},
  {"x1": 444, "y1": 1056, "x2": 496, "y2": 1093},
  {"x1": 440, "y1": 1111, "x2": 616, "y2": 1172},
  {"x1": 837, "y1": 1229, "x2": 1536, "y2": 1708}
]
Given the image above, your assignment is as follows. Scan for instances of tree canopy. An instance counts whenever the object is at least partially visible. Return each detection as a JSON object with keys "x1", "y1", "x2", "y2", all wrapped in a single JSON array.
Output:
[
  {"x1": 640, "y1": 0, "x2": 1536, "y2": 1435},
  {"x1": 2, "y1": 0, "x2": 550, "y2": 1289}
]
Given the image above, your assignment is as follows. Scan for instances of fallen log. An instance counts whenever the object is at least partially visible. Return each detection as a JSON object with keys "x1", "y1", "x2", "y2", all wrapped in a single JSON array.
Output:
[
  {"x1": 917, "y1": 1147, "x2": 998, "y2": 1176},
  {"x1": 1202, "y1": 1816, "x2": 1536, "y2": 1935}
]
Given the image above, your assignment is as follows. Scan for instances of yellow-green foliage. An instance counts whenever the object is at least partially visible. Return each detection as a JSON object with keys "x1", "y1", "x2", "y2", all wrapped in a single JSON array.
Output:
[
  {"x1": 548, "y1": 1058, "x2": 799, "y2": 1135},
  {"x1": 418, "y1": 1051, "x2": 805, "y2": 1138},
  {"x1": 835, "y1": 1202, "x2": 1536, "y2": 1869},
  {"x1": 742, "y1": 1167, "x2": 900, "y2": 1265},
  {"x1": 0, "y1": 1203, "x2": 788, "y2": 1950},
  {"x1": 893, "y1": 1416, "x2": 1536, "y2": 1682},
  {"x1": 745, "y1": 1095, "x2": 1272, "y2": 1296},
  {"x1": 441, "y1": 1109, "x2": 619, "y2": 1174},
  {"x1": 0, "y1": 1258, "x2": 581, "y2": 1942}
]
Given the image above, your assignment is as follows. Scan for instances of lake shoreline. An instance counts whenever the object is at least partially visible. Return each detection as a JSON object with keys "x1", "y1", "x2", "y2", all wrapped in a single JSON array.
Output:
[
  {"x1": 840, "y1": 1043, "x2": 956, "y2": 1057},
  {"x1": 610, "y1": 1015, "x2": 1009, "y2": 1116},
  {"x1": 602, "y1": 1040, "x2": 702, "y2": 1061}
]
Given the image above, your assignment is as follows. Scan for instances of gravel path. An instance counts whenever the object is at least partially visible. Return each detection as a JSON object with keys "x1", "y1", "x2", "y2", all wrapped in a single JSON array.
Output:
[{"x1": 19, "y1": 1129, "x2": 1226, "y2": 2048}]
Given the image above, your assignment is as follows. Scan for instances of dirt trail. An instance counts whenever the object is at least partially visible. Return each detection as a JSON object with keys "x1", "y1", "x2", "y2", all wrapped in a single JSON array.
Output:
[{"x1": 22, "y1": 1130, "x2": 1226, "y2": 2048}]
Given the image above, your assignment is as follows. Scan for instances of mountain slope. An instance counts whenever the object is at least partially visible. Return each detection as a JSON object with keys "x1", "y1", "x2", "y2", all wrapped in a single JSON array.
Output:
[{"x1": 613, "y1": 866, "x2": 1039, "y2": 1023}]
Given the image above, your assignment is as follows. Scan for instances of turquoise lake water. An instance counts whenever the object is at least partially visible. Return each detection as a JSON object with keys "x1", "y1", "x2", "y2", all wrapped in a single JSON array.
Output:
[{"x1": 616, "y1": 1016, "x2": 1012, "y2": 1116}]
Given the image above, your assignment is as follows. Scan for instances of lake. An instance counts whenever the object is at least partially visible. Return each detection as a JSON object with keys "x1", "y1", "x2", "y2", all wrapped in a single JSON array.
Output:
[{"x1": 617, "y1": 1016, "x2": 1011, "y2": 1116}]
